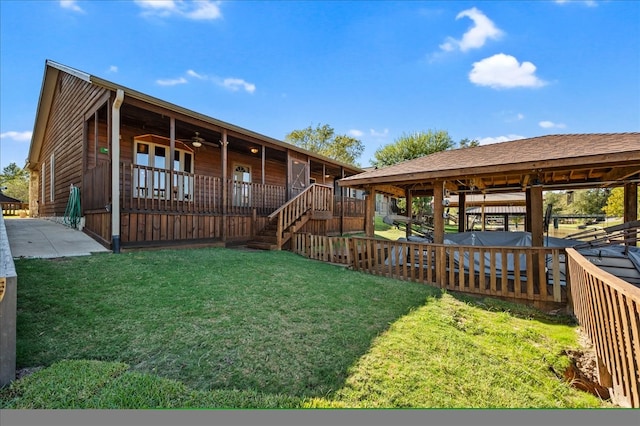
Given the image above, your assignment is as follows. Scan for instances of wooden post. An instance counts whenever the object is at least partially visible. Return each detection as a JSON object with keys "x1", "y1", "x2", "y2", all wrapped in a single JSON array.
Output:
[
  {"x1": 624, "y1": 182, "x2": 638, "y2": 246},
  {"x1": 365, "y1": 186, "x2": 376, "y2": 238},
  {"x1": 529, "y1": 185, "x2": 544, "y2": 247},
  {"x1": 458, "y1": 192, "x2": 466, "y2": 232},
  {"x1": 405, "y1": 188, "x2": 412, "y2": 239},
  {"x1": 433, "y1": 181, "x2": 444, "y2": 244},
  {"x1": 221, "y1": 130, "x2": 228, "y2": 242}
]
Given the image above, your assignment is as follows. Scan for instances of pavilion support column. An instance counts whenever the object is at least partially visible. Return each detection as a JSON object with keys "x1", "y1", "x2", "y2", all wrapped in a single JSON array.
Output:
[
  {"x1": 405, "y1": 188, "x2": 413, "y2": 238},
  {"x1": 433, "y1": 181, "x2": 445, "y2": 244},
  {"x1": 365, "y1": 186, "x2": 376, "y2": 238},
  {"x1": 221, "y1": 130, "x2": 228, "y2": 243},
  {"x1": 528, "y1": 185, "x2": 544, "y2": 247},
  {"x1": 525, "y1": 188, "x2": 533, "y2": 232},
  {"x1": 457, "y1": 193, "x2": 466, "y2": 232},
  {"x1": 624, "y1": 182, "x2": 638, "y2": 246}
]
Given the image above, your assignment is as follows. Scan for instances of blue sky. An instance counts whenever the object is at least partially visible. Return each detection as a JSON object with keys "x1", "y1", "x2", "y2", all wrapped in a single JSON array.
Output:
[{"x1": 1, "y1": 0, "x2": 639, "y2": 170}]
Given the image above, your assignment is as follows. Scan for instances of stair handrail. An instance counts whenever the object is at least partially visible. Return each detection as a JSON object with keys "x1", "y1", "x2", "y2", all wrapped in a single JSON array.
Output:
[{"x1": 267, "y1": 184, "x2": 333, "y2": 248}]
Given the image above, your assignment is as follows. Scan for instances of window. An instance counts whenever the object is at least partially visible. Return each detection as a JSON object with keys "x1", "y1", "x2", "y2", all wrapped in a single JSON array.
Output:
[
  {"x1": 133, "y1": 137, "x2": 194, "y2": 200},
  {"x1": 50, "y1": 153, "x2": 55, "y2": 202},
  {"x1": 41, "y1": 162, "x2": 46, "y2": 205},
  {"x1": 232, "y1": 164, "x2": 251, "y2": 207}
]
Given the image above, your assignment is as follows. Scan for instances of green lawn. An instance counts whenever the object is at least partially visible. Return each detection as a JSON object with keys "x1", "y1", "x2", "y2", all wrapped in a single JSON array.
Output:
[{"x1": 0, "y1": 248, "x2": 607, "y2": 408}]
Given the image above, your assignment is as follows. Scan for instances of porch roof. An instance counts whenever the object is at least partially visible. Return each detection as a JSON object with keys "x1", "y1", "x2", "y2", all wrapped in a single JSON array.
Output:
[
  {"x1": 26, "y1": 60, "x2": 364, "y2": 175},
  {"x1": 339, "y1": 133, "x2": 640, "y2": 194}
]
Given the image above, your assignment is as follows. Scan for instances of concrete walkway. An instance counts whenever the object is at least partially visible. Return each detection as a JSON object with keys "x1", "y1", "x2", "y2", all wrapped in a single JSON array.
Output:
[{"x1": 4, "y1": 218, "x2": 110, "y2": 259}]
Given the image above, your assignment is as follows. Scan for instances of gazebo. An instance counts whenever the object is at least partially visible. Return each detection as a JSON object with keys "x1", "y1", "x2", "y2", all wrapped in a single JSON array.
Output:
[{"x1": 339, "y1": 133, "x2": 640, "y2": 247}]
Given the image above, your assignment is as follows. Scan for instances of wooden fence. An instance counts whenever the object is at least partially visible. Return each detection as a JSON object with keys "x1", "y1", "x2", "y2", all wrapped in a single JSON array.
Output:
[
  {"x1": 567, "y1": 247, "x2": 640, "y2": 408},
  {"x1": 293, "y1": 234, "x2": 567, "y2": 307}
]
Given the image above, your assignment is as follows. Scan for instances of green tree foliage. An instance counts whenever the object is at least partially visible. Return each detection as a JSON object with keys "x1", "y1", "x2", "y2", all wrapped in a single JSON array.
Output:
[
  {"x1": 458, "y1": 138, "x2": 480, "y2": 148},
  {"x1": 603, "y1": 186, "x2": 640, "y2": 218},
  {"x1": 285, "y1": 123, "x2": 364, "y2": 166},
  {"x1": 1, "y1": 162, "x2": 29, "y2": 202},
  {"x1": 543, "y1": 191, "x2": 568, "y2": 216},
  {"x1": 568, "y1": 188, "x2": 610, "y2": 215},
  {"x1": 371, "y1": 130, "x2": 455, "y2": 168}
]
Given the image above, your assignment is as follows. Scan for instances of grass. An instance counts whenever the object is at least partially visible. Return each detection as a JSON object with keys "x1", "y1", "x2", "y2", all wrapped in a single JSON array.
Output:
[{"x1": 0, "y1": 248, "x2": 608, "y2": 408}]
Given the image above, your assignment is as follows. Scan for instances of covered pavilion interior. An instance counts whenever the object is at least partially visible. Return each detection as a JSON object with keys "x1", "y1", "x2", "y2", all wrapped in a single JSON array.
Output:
[{"x1": 339, "y1": 133, "x2": 640, "y2": 247}]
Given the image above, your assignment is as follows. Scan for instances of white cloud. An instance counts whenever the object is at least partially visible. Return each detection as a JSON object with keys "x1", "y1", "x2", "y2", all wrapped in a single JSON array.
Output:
[
  {"x1": 469, "y1": 53, "x2": 547, "y2": 89},
  {"x1": 349, "y1": 129, "x2": 364, "y2": 138},
  {"x1": 107, "y1": 65, "x2": 118, "y2": 73},
  {"x1": 555, "y1": 0, "x2": 598, "y2": 7},
  {"x1": 156, "y1": 76, "x2": 188, "y2": 86},
  {"x1": 370, "y1": 128, "x2": 389, "y2": 138},
  {"x1": 220, "y1": 78, "x2": 256, "y2": 94},
  {"x1": 539, "y1": 120, "x2": 566, "y2": 129},
  {"x1": 477, "y1": 134, "x2": 526, "y2": 145},
  {"x1": 135, "y1": 0, "x2": 222, "y2": 20},
  {"x1": 440, "y1": 7, "x2": 503, "y2": 52},
  {"x1": 186, "y1": 69, "x2": 206, "y2": 79},
  {"x1": 60, "y1": 0, "x2": 84, "y2": 13},
  {"x1": 1, "y1": 131, "x2": 32, "y2": 142}
]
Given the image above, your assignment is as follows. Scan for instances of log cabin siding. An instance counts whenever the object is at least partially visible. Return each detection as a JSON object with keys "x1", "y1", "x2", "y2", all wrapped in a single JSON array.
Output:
[{"x1": 38, "y1": 73, "x2": 109, "y2": 217}]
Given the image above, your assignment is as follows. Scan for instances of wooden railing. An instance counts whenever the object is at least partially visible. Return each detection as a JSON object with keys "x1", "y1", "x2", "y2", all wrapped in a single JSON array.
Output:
[
  {"x1": 120, "y1": 164, "x2": 286, "y2": 215},
  {"x1": 292, "y1": 235, "x2": 567, "y2": 304},
  {"x1": 268, "y1": 184, "x2": 333, "y2": 248},
  {"x1": 334, "y1": 196, "x2": 365, "y2": 217},
  {"x1": 567, "y1": 247, "x2": 640, "y2": 408}
]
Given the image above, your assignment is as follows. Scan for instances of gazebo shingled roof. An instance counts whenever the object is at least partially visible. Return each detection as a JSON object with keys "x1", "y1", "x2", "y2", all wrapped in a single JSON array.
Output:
[
  {"x1": 339, "y1": 133, "x2": 640, "y2": 193},
  {"x1": 339, "y1": 133, "x2": 640, "y2": 244}
]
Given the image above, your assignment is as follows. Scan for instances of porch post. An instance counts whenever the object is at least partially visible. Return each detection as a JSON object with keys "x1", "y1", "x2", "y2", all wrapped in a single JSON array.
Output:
[
  {"x1": 221, "y1": 130, "x2": 228, "y2": 242},
  {"x1": 405, "y1": 188, "x2": 413, "y2": 239},
  {"x1": 340, "y1": 167, "x2": 345, "y2": 236},
  {"x1": 528, "y1": 185, "x2": 544, "y2": 247},
  {"x1": 457, "y1": 192, "x2": 466, "y2": 232},
  {"x1": 433, "y1": 181, "x2": 444, "y2": 244},
  {"x1": 365, "y1": 186, "x2": 376, "y2": 238},
  {"x1": 624, "y1": 182, "x2": 638, "y2": 246},
  {"x1": 110, "y1": 89, "x2": 124, "y2": 253}
]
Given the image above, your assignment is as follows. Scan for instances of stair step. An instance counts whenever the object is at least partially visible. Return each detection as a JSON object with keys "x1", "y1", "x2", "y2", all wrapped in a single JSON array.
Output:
[
  {"x1": 252, "y1": 235, "x2": 278, "y2": 243},
  {"x1": 247, "y1": 241, "x2": 280, "y2": 251}
]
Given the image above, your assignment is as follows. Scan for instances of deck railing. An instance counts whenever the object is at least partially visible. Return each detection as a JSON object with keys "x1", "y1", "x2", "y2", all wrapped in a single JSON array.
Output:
[
  {"x1": 567, "y1": 247, "x2": 640, "y2": 408},
  {"x1": 120, "y1": 164, "x2": 286, "y2": 215},
  {"x1": 293, "y1": 234, "x2": 567, "y2": 303},
  {"x1": 268, "y1": 184, "x2": 333, "y2": 248}
]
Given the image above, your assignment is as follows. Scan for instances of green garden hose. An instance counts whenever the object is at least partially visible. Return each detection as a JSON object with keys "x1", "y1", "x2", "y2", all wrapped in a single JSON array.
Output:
[{"x1": 64, "y1": 185, "x2": 82, "y2": 228}]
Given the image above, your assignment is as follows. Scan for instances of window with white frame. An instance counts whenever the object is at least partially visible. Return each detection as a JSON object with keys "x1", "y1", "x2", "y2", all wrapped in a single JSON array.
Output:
[
  {"x1": 50, "y1": 153, "x2": 55, "y2": 202},
  {"x1": 133, "y1": 138, "x2": 194, "y2": 200},
  {"x1": 41, "y1": 162, "x2": 46, "y2": 205}
]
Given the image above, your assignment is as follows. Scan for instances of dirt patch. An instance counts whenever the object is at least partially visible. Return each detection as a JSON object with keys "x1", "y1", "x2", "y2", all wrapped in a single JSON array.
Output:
[
  {"x1": 15, "y1": 366, "x2": 43, "y2": 380},
  {"x1": 556, "y1": 330, "x2": 610, "y2": 401}
]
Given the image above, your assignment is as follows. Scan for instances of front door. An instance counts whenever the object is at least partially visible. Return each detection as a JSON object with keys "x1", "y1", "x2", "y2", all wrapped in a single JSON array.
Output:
[
  {"x1": 233, "y1": 164, "x2": 251, "y2": 207},
  {"x1": 290, "y1": 160, "x2": 309, "y2": 198}
]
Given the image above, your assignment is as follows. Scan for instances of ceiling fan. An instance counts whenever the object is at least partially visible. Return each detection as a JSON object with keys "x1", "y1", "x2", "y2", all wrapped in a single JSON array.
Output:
[{"x1": 190, "y1": 132, "x2": 205, "y2": 148}]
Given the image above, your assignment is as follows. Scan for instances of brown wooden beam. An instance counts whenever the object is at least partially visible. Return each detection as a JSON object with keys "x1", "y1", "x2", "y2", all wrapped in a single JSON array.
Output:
[
  {"x1": 433, "y1": 181, "x2": 444, "y2": 244},
  {"x1": 624, "y1": 182, "x2": 638, "y2": 223},
  {"x1": 221, "y1": 130, "x2": 228, "y2": 242},
  {"x1": 528, "y1": 185, "x2": 544, "y2": 247},
  {"x1": 405, "y1": 188, "x2": 413, "y2": 239},
  {"x1": 365, "y1": 186, "x2": 376, "y2": 238},
  {"x1": 457, "y1": 192, "x2": 466, "y2": 232}
]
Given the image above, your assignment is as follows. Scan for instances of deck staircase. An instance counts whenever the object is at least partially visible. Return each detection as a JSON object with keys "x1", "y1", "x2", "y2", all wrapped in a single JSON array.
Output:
[{"x1": 247, "y1": 184, "x2": 333, "y2": 251}]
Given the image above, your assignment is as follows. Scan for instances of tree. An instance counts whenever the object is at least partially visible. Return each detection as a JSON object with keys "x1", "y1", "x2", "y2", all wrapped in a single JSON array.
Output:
[
  {"x1": 0, "y1": 162, "x2": 29, "y2": 202},
  {"x1": 371, "y1": 130, "x2": 455, "y2": 168},
  {"x1": 458, "y1": 138, "x2": 479, "y2": 149},
  {"x1": 568, "y1": 188, "x2": 610, "y2": 215},
  {"x1": 285, "y1": 123, "x2": 364, "y2": 166},
  {"x1": 603, "y1": 186, "x2": 640, "y2": 218}
]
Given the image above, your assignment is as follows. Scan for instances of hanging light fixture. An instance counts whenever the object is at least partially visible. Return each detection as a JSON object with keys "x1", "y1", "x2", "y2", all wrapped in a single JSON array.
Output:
[
  {"x1": 250, "y1": 147, "x2": 259, "y2": 154},
  {"x1": 191, "y1": 132, "x2": 204, "y2": 148}
]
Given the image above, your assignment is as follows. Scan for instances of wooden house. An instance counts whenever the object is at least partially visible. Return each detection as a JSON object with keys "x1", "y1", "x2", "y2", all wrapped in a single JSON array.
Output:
[{"x1": 26, "y1": 60, "x2": 366, "y2": 251}]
